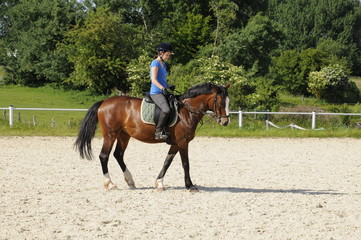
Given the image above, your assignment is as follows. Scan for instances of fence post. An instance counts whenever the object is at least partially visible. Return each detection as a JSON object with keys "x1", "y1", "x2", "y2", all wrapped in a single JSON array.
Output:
[
  {"x1": 9, "y1": 105, "x2": 14, "y2": 127},
  {"x1": 311, "y1": 111, "x2": 316, "y2": 129},
  {"x1": 238, "y1": 111, "x2": 243, "y2": 128}
]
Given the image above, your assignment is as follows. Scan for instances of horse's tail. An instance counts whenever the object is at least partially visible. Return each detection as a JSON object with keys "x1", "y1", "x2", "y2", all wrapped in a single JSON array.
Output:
[{"x1": 74, "y1": 100, "x2": 104, "y2": 160}]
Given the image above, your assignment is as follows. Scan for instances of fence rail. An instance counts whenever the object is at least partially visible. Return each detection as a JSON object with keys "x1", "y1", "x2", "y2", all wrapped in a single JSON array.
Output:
[
  {"x1": 2, "y1": 106, "x2": 361, "y2": 129},
  {"x1": 1, "y1": 106, "x2": 87, "y2": 126},
  {"x1": 230, "y1": 111, "x2": 361, "y2": 129}
]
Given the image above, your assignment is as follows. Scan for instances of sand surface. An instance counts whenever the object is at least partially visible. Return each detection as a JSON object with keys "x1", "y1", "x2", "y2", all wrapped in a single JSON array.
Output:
[{"x1": 1, "y1": 136, "x2": 360, "y2": 239}]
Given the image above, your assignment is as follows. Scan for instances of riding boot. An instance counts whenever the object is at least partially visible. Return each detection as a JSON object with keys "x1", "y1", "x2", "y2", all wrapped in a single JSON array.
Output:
[{"x1": 155, "y1": 111, "x2": 170, "y2": 140}]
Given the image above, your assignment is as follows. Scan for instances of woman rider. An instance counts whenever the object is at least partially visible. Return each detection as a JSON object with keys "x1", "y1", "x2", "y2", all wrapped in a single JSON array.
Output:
[{"x1": 149, "y1": 43, "x2": 175, "y2": 140}]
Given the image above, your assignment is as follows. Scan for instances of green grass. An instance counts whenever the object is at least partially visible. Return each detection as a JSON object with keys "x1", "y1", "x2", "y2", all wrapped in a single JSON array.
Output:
[
  {"x1": 1, "y1": 84, "x2": 361, "y2": 137},
  {"x1": 0, "y1": 85, "x2": 105, "y2": 136},
  {"x1": 196, "y1": 115, "x2": 361, "y2": 138}
]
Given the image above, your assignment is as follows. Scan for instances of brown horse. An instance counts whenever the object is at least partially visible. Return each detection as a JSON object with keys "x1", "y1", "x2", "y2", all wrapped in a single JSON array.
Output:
[{"x1": 75, "y1": 82, "x2": 230, "y2": 192}]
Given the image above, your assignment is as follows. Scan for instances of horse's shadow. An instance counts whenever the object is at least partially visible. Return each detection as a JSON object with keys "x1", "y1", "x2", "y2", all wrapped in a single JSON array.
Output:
[
  {"x1": 132, "y1": 186, "x2": 346, "y2": 195},
  {"x1": 197, "y1": 186, "x2": 346, "y2": 195}
]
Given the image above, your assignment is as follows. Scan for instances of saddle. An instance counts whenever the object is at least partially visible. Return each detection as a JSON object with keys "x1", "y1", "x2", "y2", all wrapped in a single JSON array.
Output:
[{"x1": 141, "y1": 93, "x2": 178, "y2": 127}]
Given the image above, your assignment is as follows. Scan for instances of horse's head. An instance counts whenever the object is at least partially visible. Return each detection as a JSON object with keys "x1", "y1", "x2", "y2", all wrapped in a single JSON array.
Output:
[
  {"x1": 209, "y1": 83, "x2": 230, "y2": 126},
  {"x1": 178, "y1": 82, "x2": 231, "y2": 126}
]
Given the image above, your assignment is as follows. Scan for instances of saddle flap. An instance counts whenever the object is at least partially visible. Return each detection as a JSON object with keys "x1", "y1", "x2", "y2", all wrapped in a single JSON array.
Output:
[{"x1": 141, "y1": 99, "x2": 178, "y2": 127}]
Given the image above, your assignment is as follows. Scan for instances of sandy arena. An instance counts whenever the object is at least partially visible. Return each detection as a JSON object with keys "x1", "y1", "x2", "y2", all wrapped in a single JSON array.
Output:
[{"x1": 1, "y1": 136, "x2": 360, "y2": 239}]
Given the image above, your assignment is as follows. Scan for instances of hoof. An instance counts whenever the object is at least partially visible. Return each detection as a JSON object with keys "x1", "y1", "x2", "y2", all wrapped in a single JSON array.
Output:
[
  {"x1": 128, "y1": 184, "x2": 136, "y2": 189},
  {"x1": 157, "y1": 187, "x2": 165, "y2": 192},
  {"x1": 108, "y1": 185, "x2": 119, "y2": 190},
  {"x1": 104, "y1": 181, "x2": 118, "y2": 190},
  {"x1": 188, "y1": 186, "x2": 199, "y2": 192},
  {"x1": 155, "y1": 179, "x2": 166, "y2": 192}
]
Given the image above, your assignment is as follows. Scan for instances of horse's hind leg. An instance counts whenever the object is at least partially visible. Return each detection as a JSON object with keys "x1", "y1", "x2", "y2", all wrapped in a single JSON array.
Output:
[
  {"x1": 100, "y1": 137, "x2": 118, "y2": 190},
  {"x1": 114, "y1": 133, "x2": 135, "y2": 189},
  {"x1": 155, "y1": 144, "x2": 179, "y2": 191}
]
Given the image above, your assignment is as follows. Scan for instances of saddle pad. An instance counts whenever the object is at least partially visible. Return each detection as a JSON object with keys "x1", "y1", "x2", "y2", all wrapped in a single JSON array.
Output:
[{"x1": 141, "y1": 99, "x2": 178, "y2": 127}]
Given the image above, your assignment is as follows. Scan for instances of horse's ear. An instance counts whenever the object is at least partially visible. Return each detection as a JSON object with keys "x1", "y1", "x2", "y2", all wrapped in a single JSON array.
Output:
[{"x1": 225, "y1": 83, "x2": 231, "y2": 89}]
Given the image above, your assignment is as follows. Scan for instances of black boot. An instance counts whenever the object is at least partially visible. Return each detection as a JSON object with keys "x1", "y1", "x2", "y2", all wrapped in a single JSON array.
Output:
[{"x1": 155, "y1": 111, "x2": 170, "y2": 140}]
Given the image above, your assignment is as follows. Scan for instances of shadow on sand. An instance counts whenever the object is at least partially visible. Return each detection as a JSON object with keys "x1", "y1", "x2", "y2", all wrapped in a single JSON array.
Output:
[
  {"x1": 197, "y1": 186, "x2": 346, "y2": 195},
  {"x1": 130, "y1": 186, "x2": 346, "y2": 195}
]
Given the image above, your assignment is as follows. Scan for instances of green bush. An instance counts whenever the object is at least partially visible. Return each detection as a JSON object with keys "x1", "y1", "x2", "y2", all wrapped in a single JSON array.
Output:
[
  {"x1": 308, "y1": 65, "x2": 360, "y2": 103},
  {"x1": 127, "y1": 53, "x2": 152, "y2": 97},
  {"x1": 270, "y1": 48, "x2": 328, "y2": 95},
  {"x1": 169, "y1": 55, "x2": 279, "y2": 111}
]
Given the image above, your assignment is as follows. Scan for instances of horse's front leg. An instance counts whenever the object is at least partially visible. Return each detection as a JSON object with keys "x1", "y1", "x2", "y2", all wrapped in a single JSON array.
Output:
[
  {"x1": 155, "y1": 144, "x2": 179, "y2": 192},
  {"x1": 179, "y1": 144, "x2": 198, "y2": 192}
]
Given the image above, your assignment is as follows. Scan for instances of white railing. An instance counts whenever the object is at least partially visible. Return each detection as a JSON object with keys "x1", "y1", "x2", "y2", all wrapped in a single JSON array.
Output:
[
  {"x1": 231, "y1": 111, "x2": 361, "y2": 129},
  {"x1": 1, "y1": 106, "x2": 361, "y2": 129},
  {"x1": 1, "y1": 106, "x2": 87, "y2": 127}
]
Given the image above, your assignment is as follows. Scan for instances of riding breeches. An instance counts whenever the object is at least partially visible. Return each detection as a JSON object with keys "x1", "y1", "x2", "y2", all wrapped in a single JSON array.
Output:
[{"x1": 150, "y1": 93, "x2": 171, "y2": 114}]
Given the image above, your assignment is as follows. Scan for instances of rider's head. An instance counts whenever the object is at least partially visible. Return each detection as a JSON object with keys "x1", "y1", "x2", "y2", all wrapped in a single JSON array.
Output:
[{"x1": 157, "y1": 43, "x2": 173, "y2": 62}]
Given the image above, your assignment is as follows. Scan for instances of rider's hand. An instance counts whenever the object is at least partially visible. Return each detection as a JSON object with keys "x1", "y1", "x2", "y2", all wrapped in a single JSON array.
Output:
[
  {"x1": 162, "y1": 88, "x2": 171, "y2": 96},
  {"x1": 168, "y1": 85, "x2": 175, "y2": 91}
]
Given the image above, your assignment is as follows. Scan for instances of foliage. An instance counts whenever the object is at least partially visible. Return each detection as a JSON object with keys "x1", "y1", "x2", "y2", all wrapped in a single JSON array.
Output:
[
  {"x1": 316, "y1": 38, "x2": 352, "y2": 73},
  {"x1": 0, "y1": 65, "x2": 8, "y2": 84},
  {"x1": 171, "y1": 12, "x2": 212, "y2": 64},
  {"x1": 59, "y1": 6, "x2": 138, "y2": 94},
  {"x1": 308, "y1": 65, "x2": 360, "y2": 102},
  {"x1": 219, "y1": 13, "x2": 284, "y2": 75},
  {"x1": 0, "y1": 0, "x2": 361, "y2": 112},
  {"x1": 169, "y1": 55, "x2": 279, "y2": 111},
  {"x1": 270, "y1": 48, "x2": 329, "y2": 95},
  {"x1": 210, "y1": 0, "x2": 239, "y2": 55},
  {"x1": 268, "y1": 0, "x2": 361, "y2": 74},
  {"x1": 127, "y1": 53, "x2": 152, "y2": 97},
  {"x1": 0, "y1": 0, "x2": 82, "y2": 85}
]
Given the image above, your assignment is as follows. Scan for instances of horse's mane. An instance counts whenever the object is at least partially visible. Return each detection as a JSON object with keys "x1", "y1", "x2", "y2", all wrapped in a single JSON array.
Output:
[{"x1": 177, "y1": 82, "x2": 227, "y2": 100}]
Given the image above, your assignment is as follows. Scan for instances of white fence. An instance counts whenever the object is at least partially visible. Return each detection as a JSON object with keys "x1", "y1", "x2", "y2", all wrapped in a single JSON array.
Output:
[
  {"x1": 230, "y1": 111, "x2": 361, "y2": 129},
  {"x1": 1, "y1": 106, "x2": 361, "y2": 129},
  {"x1": 1, "y1": 106, "x2": 87, "y2": 127}
]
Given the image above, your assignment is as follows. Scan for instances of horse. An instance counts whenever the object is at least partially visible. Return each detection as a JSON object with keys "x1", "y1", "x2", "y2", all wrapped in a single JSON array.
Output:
[{"x1": 74, "y1": 82, "x2": 230, "y2": 192}]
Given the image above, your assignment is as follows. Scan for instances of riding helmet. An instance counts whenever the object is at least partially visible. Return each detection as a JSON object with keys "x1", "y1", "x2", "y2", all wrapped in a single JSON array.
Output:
[{"x1": 157, "y1": 43, "x2": 173, "y2": 53}]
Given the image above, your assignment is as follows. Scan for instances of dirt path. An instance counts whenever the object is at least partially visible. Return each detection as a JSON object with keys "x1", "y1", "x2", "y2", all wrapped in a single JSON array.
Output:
[{"x1": 1, "y1": 136, "x2": 360, "y2": 239}]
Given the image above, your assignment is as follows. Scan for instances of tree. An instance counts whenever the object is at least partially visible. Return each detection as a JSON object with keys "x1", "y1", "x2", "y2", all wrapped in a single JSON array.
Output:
[
  {"x1": 219, "y1": 13, "x2": 284, "y2": 75},
  {"x1": 59, "y1": 6, "x2": 139, "y2": 94},
  {"x1": 268, "y1": 0, "x2": 361, "y2": 75},
  {"x1": 210, "y1": 0, "x2": 239, "y2": 55},
  {"x1": 0, "y1": 0, "x2": 83, "y2": 85},
  {"x1": 171, "y1": 12, "x2": 212, "y2": 64},
  {"x1": 317, "y1": 38, "x2": 352, "y2": 73},
  {"x1": 270, "y1": 48, "x2": 329, "y2": 95}
]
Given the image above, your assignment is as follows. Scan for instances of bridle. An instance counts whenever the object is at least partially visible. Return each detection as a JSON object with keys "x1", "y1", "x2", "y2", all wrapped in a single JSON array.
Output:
[
  {"x1": 179, "y1": 91, "x2": 229, "y2": 120},
  {"x1": 212, "y1": 92, "x2": 230, "y2": 120}
]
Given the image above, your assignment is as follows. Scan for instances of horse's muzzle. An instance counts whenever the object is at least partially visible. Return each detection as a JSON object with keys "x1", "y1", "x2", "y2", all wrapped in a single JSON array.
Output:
[{"x1": 217, "y1": 115, "x2": 230, "y2": 126}]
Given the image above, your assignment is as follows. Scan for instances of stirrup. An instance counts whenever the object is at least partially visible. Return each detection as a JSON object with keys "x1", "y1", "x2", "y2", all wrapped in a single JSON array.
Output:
[{"x1": 155, "y1": 131, "x2": 169, "y2": 140}]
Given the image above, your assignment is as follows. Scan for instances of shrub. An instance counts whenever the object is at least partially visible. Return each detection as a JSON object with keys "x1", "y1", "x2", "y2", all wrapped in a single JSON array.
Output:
[
  {"x1": 308, "y1": 65, "x2": 360, "y2": 103},
  {"x1": 270, "y1": 48, "x2": 328, "y2": 95},
  {"x1": 170, "y1": 56, "x2": 279, "y2": 111},
  {"x1": 127, "y1": 53, "x2": 152, "y2": 97}
]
